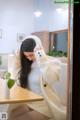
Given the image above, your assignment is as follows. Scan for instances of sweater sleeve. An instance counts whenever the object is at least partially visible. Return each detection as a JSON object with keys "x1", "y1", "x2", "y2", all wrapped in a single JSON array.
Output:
[
  {"x1": 41, "y1": 60, "x2": 61, "y2": 88},
  {"x1": 41, "y1": 60, "x2": 67, "y2": 105}
]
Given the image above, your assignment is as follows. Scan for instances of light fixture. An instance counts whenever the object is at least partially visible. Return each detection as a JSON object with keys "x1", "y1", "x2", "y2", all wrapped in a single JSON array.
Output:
[
  {"x1": 56, "y1": 8, "x2": 64, "y2": 13},
  {"x1": 34, "y1": 11, "x2": 42, "y2": 17}
]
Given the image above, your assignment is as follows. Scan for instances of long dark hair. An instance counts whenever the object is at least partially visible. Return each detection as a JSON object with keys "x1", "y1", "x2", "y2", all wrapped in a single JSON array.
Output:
[{"x1": 19, "y1": 38, "x2": 36, "y2": 88}]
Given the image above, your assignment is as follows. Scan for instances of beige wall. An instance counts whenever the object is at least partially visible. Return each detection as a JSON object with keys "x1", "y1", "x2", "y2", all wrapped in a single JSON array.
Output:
[{"x1": 32, "y1": 31, "x2": 49, "y2": 53}]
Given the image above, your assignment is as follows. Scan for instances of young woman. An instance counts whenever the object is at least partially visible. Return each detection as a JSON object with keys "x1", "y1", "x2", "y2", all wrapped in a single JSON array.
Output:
[
  {"x1": 8, "y1": 35, "x2": 64, "y2": 120},
  {"x1": 16, "y1": 35, "x2": 61, "y2": 95}
]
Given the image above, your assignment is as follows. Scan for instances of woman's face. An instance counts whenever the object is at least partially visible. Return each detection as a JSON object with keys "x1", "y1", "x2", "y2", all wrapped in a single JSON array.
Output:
[{"x1": 23, "y1": 52, "x2": 35, "y2": 61}]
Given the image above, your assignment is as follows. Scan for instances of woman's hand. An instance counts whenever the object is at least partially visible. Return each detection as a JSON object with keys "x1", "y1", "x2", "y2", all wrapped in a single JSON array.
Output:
[{"x1": 34, "y1": 45, "x2": 47, "y2": 65}]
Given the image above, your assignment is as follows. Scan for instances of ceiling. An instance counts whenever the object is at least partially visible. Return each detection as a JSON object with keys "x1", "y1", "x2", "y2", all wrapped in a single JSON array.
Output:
[{"x1": 51, "y1": 0, "x2": 68, "y2": 10}]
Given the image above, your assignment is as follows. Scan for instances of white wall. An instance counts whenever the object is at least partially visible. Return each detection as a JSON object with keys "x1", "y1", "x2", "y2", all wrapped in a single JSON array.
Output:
[
  {"x1": 0, "y1": 0, "x2": 34, "y2": 53},
  {"x1": 48, "y1": 9, "x2": 68, "y2": 31},
  {"x1": 0, "y1": 0, "x2": 68, "y2": 53},
  {"x1": 33, "y1": 0, "x2": 50, "y2": 31},
  {"x1": 34, "y1": 0, "x2": 68, "y2": 32}
]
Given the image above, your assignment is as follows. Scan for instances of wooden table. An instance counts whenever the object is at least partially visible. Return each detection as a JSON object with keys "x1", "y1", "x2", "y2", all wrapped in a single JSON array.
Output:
[{"x1": 0, "y1": 79, "x2": 43, "y2": 104}]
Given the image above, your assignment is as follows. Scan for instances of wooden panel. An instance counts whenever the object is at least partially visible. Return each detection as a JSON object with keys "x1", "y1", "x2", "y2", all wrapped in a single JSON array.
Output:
[
  {"x1": 50, "y1": 29, "x2": 68, "y2": 34},
  {"x1": 66, "y1": 2, "x2": 71, "y2": 120},
  {"x1": 32, "y1": 31, "x2": 49, "y2": 53}
]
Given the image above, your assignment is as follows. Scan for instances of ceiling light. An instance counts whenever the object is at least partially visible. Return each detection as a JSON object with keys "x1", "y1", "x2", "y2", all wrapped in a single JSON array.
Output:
[
  {"x1": 56, "y1": 8, "x2": 64, "y2": 13},
  {"x1": 34, "y1": 11, "x2": 42, "y2": 17}
]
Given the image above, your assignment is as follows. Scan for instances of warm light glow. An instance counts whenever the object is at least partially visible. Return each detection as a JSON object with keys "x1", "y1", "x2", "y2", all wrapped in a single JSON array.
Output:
[
  {"x1": 34, "y1": 11, "x2": 42, "y2": 17},
  {"x1": 56, "y1": 8, "x2": 64, "y2": 13}
]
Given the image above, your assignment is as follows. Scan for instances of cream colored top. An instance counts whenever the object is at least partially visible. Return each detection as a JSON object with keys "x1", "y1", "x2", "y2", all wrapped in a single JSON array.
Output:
[{"x1": 8, "y1": 53, "x2": 67, "y2": 101}]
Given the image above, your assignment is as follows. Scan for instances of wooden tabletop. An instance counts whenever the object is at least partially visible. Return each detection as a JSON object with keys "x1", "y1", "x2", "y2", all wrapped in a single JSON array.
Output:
[{"x1": 0, "y1": 79, "x2": 43, "y2": 104}]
